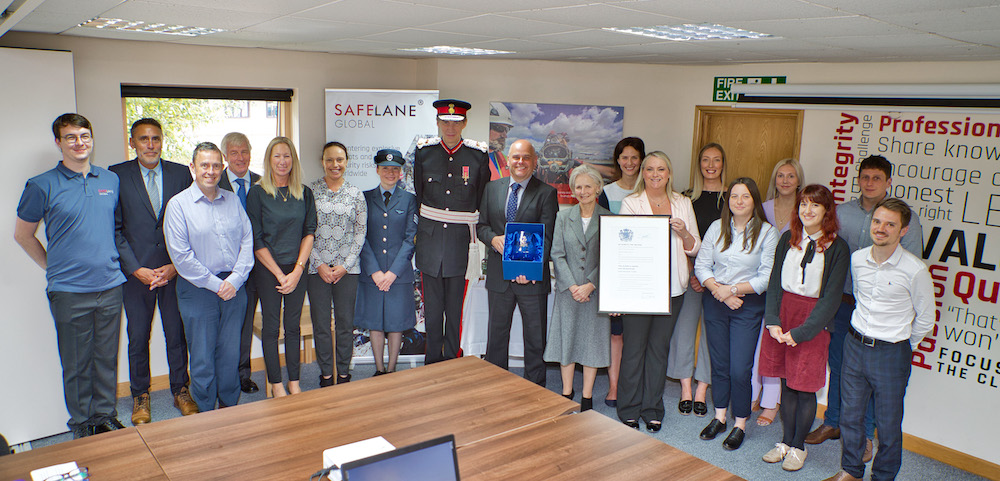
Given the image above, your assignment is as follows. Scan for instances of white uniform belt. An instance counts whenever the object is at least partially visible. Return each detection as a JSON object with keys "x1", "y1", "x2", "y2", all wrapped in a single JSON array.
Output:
[{"x1": 419, "y1": 204, "x2": 479, "y2": 224}]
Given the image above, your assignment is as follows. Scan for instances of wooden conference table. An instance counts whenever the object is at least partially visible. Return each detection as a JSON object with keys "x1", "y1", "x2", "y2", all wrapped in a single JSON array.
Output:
[{"x1": 0, "y1": 357, "x2": 741, "y2": 481}]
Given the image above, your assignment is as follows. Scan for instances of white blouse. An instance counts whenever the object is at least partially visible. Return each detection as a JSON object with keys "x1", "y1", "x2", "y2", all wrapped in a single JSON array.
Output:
[
  {"x1": 780, "y1": 231, "x2": 825, "y2": 298},
  {"x1": 620, "y1": 191, "x2": 701, "y2": 297}
]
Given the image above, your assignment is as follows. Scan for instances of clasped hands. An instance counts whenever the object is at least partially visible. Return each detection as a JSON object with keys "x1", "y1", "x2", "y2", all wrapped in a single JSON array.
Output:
[
  {"x1": 569, "y1": 283, "x2": 595, "y2": 303},
  {"x1": 370, "y1": 271, "x2": 397, "y2": 291},
  {"x1": 768, "y1": 325, "x2": 798, "y2": 347},
  {"x1": 710, "y1": 282, "x2": 743, "y2": 310},
  {"x1": 134, "y1": 265, "x2": 177, "y2": 290}
]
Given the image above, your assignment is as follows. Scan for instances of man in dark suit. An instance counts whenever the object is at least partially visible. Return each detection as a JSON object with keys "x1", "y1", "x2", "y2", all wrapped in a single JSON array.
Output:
[
  {"x1": 414, "y1": 99, "x2": 490, "y2": 364},
  {"x1": 477, "y1": 139, "x2": 558, "y2": 385},
  {"x1": 112, "y1": 118, "x2": 197, "y2": 425},
  {"x1": 217, "y1": 132, "x2": 262, "y2": 394}
]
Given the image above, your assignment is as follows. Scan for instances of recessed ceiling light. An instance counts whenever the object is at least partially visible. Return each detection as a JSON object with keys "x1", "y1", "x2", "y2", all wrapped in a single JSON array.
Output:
[
  {"x1": 399, "y1": 46, "x2": 513, "y2": 56},
  {"x1": 78, "y1": 17, "x2": 225, "y2": 37},
  {"x1": 603, "y1": 23, "x2": 774, "y2": 41}
]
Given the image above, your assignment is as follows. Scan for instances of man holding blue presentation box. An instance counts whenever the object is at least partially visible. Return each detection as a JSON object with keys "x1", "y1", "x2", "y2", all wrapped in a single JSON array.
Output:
[{"x1": 478, "y1": 139, "x2": 558, "y2": 385}]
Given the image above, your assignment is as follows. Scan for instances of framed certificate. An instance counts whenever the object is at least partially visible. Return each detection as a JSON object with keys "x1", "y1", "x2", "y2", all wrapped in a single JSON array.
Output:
[{"x1": 598, "y1": 215, "x2": 673, "y2": 315}]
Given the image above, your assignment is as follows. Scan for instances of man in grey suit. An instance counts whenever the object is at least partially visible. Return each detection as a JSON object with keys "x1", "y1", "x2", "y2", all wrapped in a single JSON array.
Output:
[
  {"x1": 477, "y1": 139, "x2": 558, "y2": 385},
  {"x1": 218, "y1": 132, "x2": 262, "y2": 394}
]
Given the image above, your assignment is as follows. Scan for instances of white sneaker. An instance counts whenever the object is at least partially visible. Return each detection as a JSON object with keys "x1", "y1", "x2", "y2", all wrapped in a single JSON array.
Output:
[
  {"x1": 762, "y1": 442, "x2": 790, "y2": 463},
  {"x1": 782, "y1": 447, "x2": 807, "y2": 471}
]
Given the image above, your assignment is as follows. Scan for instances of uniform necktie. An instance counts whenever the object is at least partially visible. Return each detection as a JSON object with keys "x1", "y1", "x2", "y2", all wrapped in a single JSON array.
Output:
[
  {"x1": 147, "y1": 170, "x2": 160, "y2": 216},
  {"x1": 506, "y1": 182, "x2": 521, "y2": 223},
  {"x1": 383, "y1": 190, "x2": 392, "y2": 206},
  {"x1": 236, "y1": 178, "x2": 247, "y2": 209}
]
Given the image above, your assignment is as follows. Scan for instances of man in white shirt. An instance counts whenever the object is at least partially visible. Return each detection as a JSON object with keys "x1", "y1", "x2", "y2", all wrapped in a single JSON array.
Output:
[{"x1": 823, "y1": 198, "x2": 934, "y2": 481}]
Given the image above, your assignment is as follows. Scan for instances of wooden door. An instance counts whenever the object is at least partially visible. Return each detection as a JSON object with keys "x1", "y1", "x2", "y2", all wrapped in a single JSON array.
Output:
[{"x1": 691, "y1": 106, "x2": 803, "y2": 192}]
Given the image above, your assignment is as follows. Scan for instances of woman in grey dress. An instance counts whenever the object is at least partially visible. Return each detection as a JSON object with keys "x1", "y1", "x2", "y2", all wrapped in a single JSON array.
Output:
[{"x1": 543, "y1": 165, "x2": 611, "y2": 412}]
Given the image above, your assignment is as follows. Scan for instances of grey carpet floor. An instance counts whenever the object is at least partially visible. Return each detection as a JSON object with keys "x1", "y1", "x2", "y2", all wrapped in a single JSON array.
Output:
[{"x1": 26, "y1": 361, "x2": 987, "y2": 481}]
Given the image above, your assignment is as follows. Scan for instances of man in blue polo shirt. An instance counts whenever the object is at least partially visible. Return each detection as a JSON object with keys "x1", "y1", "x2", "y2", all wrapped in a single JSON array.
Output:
[{"x1": 14, "y1": 113, "x2": 127, "y2": 438}]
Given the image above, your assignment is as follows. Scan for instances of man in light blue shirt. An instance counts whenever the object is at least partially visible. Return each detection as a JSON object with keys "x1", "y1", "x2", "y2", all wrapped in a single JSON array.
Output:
[{"x1": 164, "y1": 142, "x2": 254, "y2": 411}]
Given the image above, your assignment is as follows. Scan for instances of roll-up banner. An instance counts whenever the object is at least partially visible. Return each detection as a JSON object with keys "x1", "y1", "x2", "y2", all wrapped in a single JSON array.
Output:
[
  {"x1": 325, "y1": 89, "x2": 439, "y2": 362},
  {"x1": 815, "y1": 110, "x2": 1000, "y2": 465}
]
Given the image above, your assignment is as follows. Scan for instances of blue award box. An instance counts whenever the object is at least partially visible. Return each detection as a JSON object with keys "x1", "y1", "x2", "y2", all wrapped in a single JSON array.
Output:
[{"x1": 502, "y1": 222, "x2": 544, "y2": 281}]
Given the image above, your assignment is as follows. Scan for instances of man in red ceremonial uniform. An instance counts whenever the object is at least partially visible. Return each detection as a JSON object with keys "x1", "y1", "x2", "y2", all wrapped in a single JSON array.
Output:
[{"x1": 414, "y1": 99, "x2": 491, "y2": 364}]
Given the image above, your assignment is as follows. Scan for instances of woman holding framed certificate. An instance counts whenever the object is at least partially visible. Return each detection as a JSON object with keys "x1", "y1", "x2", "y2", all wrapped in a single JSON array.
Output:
[
  {"x1": 694, "y1": 177, "x2": 778, "y2": 451},
  {"x1": 616, "y1": 151, "x2": 700, "y2": 432},
  {"x1": 758, "y1": 185, "x2": 848, "y2": 471}
]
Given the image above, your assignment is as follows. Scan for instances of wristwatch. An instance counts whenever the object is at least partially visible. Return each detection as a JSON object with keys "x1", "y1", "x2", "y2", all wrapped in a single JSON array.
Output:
[{"x1": 730, "y1": 285, "x2": 739, "y2": 295}]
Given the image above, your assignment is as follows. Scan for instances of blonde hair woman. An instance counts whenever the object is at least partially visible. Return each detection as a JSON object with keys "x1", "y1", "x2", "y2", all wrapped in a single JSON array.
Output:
[
  {"x1": 617, "y1": 151, "x2": 700, "y2": 432},
  {"x1": 246, "y1": 137, "x2": 316, "y2": 397}
]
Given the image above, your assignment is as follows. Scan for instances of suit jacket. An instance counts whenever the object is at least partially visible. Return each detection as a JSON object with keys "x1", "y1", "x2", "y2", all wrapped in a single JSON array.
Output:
[
  {"x1": 477, "y1": 176, "x2": 558, "y2": 295},
  {"x1": 413, "y1": 139, "x2": 490, "y2": 277},
  {"x1": 112, "y1": 158, "x2": 193, "y2": 275},
  {"x1": 551, "y1": 204, "x2": 611, "y2": 293},
  {"x1": 218, "y1": 170, "x2": 261, "y2": 193},
  {"x1": 359, "y1": 187, "x2": 418, "y2": 284}
]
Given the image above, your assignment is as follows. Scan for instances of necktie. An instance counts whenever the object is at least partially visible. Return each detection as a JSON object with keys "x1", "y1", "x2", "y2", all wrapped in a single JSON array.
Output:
[
  {"x1": 235, "y1": 178, "x2": 247, "y2": 209},
  {"x1": 147, "y1": 170, "x2": 160, "y2": 216},
  {"x1": 383, "y1": 190, "x2": 392, "y2": 206},
  {"x1": 506, "y1": 182, "x2": 521, "y2": 223},
  {"x1": 800, "y1": 238, "x2": 817, "y2": 284}
]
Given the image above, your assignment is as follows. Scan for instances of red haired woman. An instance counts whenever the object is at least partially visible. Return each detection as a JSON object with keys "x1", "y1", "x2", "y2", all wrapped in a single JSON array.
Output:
[{"x1": 758, "y1": 184, "x2": 849, "y2": 471}]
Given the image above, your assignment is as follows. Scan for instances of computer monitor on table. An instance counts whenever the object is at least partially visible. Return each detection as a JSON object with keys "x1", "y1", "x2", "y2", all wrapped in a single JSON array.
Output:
[{"x1": 341, "y1": 434, "x2": 460, "y2": 481}]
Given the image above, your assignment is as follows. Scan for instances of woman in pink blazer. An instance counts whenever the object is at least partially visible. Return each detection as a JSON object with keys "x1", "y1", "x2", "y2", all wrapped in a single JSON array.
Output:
[{"x1": 616, "y1": 151, "x2": 701, "y2": 432}]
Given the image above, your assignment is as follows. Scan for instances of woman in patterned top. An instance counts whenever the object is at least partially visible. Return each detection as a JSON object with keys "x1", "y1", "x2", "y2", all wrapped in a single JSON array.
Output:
[{"x1": 306, "y1": 142, "x2": 367, "y2": 386}]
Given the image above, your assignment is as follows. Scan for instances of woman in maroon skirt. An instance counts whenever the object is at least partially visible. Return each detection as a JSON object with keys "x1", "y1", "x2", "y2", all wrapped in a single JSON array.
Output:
[{"x1": 758, "y1": 184, "x2": 849, "y2": 472}]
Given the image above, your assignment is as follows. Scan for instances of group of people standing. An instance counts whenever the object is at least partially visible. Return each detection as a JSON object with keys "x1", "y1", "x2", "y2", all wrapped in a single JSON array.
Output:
[
  {"x1": 18, "y1": 103, "x2": 933, "y2": 481},
  {"x1": 15, "y1": 113, "x2": 420, "y2": 438},
  {"x1": 540, "y1": 137, "x2": 932, "y2": 481}
]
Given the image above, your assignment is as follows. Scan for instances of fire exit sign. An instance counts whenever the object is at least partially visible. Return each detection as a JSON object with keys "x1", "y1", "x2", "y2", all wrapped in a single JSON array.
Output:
[{"x1": 714, "y1": 76, "x2": 787, "y2": 102}]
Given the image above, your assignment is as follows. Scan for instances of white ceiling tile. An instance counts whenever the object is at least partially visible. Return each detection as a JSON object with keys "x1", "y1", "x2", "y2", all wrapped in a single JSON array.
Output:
[
  {"x1": 937, "y1": 30, "x2": 1000, "y2": 47},
  {"x1": 235, "y1": 17, "x2": 388, "y2": 43},
  {"x1": 731, "y1": 15, "x2": 917, "y2": 38},
  {"x1": 358, "y1": 28, "x2": 491, "y2": 46},
  {"x1": 502, "y1": 4, "x2": 685, "y2": 28},
  {"x1": 872, "y1": 5, "x2": 1000, "y2": 33},
  {"x1": 802, "y1": 34, "x2": 968, "y2": 50},
  {"x1": 527, "y1": 28, "x2": 658, "y2": 47},
  {"x1": 807, "y1": 0, "x2": 998, "y2": 16},
  {"x1": 391, "y1": 0, "x2": 594, "y2": 15},
  {"x1": 99, "y1": 0, "x2": 274, "y2": 30},
  {"x1": 613, "y1": 0, "x2": 840, "y2": 23},
  {"x1": 421, "y1": 14, "x2": 579, "y2": 37},
  {"x1": 301, "y1": 0, "x2": 472, "y2": 28},
  {"x1": 149, "y1": 0, "x2": 334, "y2": 15},
  {"x1": 462, "y1": 38, "x2": 573, "y2": 53}
]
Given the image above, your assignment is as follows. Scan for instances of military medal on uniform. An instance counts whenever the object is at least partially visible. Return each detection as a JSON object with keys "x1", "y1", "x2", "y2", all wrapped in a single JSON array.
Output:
[{"x1": 462, "y1": 166, "x2": 470, "y2": 185}]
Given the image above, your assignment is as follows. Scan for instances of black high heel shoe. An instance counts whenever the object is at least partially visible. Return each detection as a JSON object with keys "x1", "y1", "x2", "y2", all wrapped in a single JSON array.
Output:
[
  {"x1": 623, "y1": 419, "x2": 640, "y2": 429},
  {"x1": 562, "y1": 389, "x2": 575, "y2": 400},
  {"x1": 646, "y1": 420, "x2": 662, "y2": 432},
  {"x1": 581, "y1": 397, "x2": 593, "y2": 412}
]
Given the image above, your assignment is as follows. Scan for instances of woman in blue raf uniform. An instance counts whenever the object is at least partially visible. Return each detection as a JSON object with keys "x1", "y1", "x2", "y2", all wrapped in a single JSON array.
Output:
[{"x1": 355, "y1": 149, "x2": 418, "y2": 375}]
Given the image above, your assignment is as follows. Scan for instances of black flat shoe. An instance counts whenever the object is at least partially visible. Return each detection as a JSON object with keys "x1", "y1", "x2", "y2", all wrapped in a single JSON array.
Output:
[
  {"x1": 581, "y1": 397, "x2": 593, "y2": 412},
  {"x1": 678, "y1": 400, "x2": 693, "y2": 415},
  {"x1": 623, "y1": 419, "x2": 640, "y2": 429},
  {"x1": 318, "y1": 375, "x2": 335, "y2": 387},
  {"x1": 646, "y1": 420, "x2": 662, "y2": 432},
  {"x1": 693, "y1": 401, "x2": 708, "y2": 417},
  {"x1": 373, "y1": 370, "x2": 388, "y2": 376},
  {"x1": 562, "y1": 389, "x2": 575, "y2": 400},
  {"x1": 700, "y1": 418, "x2": 727, "y2": 440},
  {"x1": 337, "y1": 374, "x2": 351, "y2": 384},
  {"x1": 722, "y1": 427, "x2": 746, "y2": 450},
  {"x1": 604, "y1": 398, "x2": 617, "y2": 407}
]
